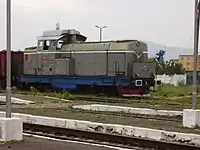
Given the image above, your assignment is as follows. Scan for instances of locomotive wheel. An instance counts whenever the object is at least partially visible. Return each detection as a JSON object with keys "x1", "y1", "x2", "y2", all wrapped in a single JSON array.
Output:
[
  {"x1": 19, "y1": 82, "x2": 31, "y2": 91},
  {"x1": 103, "y1": 86, "x2": 118, "y2": 97}
]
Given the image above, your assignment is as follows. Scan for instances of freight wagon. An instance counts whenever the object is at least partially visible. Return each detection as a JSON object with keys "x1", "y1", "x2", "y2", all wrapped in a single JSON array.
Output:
[
  {"x1": 20, "y1": 28, "x2": 156, "y2": 97},
  {"x1": 0, "y1": 50, "x2": 23, "y2": 89}
]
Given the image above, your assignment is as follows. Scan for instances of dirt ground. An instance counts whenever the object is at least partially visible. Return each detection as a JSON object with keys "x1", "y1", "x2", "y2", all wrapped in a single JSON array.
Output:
[{"x1": 0, "y1": 94, "x2": 199, "y2": 135}]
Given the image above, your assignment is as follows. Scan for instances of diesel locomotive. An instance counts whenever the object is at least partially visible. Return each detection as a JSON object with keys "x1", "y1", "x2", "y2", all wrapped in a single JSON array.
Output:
[{"x1": 20, "y1": 28, "x2": 156, "y2": 97}]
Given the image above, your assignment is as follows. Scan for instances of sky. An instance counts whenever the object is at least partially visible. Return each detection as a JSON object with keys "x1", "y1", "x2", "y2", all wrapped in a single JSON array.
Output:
[{"x1": 0, "y1": 0, "x2": 195, "y2": 50}]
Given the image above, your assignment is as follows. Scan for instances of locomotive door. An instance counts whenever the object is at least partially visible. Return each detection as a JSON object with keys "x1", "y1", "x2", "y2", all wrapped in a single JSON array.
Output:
[
  {"x1": 36, "y1": 40, "x2": 56, "y2": 75},
  {"x1": 36, "y1": 40, "x2": 45, "y2": 75},
  {"x1": 107, "y1": 52, "x2": 125, "y2": 76},
  {"x1": 36, "y1": 52, "x2": 42, "y2": 75},
  {"x1": 126, "y1": 52, "x2": 139, "y2": 77}
]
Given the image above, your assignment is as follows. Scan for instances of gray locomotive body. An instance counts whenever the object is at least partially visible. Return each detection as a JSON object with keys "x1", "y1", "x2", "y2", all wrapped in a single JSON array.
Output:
[{"x1": 21, "y1": 29, "x2": 156, "y2": 96}]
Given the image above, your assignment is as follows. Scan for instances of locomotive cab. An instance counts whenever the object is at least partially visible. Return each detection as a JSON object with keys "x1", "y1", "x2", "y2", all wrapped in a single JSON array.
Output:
[{"x1": 36, "y1": 29, "x2": 87, "y2": 51}]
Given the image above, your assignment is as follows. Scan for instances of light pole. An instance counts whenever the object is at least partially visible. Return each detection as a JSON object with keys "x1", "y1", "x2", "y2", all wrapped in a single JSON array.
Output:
[
  {"x1": 192, "y1": 0, "x2": 200, "y2": 110},
  {"x1": 95, "y1": 25, "x2": 107, "y2": 42},
  {"x1": 6, "y1": 0, "x2": 11, "y2": 118}
]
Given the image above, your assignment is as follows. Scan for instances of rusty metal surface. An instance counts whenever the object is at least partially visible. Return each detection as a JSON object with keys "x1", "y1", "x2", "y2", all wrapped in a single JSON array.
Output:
[{"x1": 0, "y1": 50, "x2": 24, "y2": 89}]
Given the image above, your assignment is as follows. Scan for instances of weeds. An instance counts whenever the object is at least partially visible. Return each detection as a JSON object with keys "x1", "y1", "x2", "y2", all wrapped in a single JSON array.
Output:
[
  {"x1": 47, "y1": 91, "x2": 74, "y2": 100},
  {"x1": 150, "y1": 84, "x2": 194, "y2": 97},
  {"x1": 12, "y1": 89, "x2": 74, "y2": 100}
]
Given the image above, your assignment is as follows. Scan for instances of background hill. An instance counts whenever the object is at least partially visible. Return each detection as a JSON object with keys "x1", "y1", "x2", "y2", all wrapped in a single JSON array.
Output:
[{"x1": 145, "y1": 41, "x2": 193, "y2": 61}]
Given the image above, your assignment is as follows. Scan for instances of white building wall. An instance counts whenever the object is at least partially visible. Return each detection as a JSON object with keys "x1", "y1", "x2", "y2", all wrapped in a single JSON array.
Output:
[{"x1": 156, "y1": 74, "x2": 186, "y2": 86}]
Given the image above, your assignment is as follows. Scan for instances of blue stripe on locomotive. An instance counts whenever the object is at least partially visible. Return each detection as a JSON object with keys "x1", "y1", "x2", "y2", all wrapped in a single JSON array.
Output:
[{"x1": 20, "y1": 75, "x2": 132, "y2": 90}]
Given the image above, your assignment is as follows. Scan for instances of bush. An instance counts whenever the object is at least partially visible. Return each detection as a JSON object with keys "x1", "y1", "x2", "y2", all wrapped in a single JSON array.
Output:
[
  {"x1": 47, "y1": 91, "x2": 74, "y2": 100},
  {"x1": 151, "y1": 84, "x2": 192, "y2": 97},
  {"x1": 177, "y1": 80, "x2": 185, "y2": 86}
]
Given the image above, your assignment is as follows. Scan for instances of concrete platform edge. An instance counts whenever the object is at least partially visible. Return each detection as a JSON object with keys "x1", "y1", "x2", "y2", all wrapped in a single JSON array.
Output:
[
  {"x1": 72, "y1": 104, "x2": 183, "y2": 116},
  {"x1": 183, "y1": 109, "x2": 200, "y2": 128},
  {"x1": 0, "y1": 117, "x2": 23, "y2": 142},
  {"x1": 0, "y1": 111, "x2": 199, "y2": 146}
]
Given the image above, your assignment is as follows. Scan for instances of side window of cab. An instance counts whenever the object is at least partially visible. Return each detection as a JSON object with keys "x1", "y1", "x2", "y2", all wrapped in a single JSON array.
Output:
[
  {"x1": 38, "y1": 41, "x2": 43, "y2": 51},
  {"x1": 43, "y1": 40, "x2": 50, "y2": 50},
  {"x1": 38, "y1": 40, "x2": 50, "y2": 51}
]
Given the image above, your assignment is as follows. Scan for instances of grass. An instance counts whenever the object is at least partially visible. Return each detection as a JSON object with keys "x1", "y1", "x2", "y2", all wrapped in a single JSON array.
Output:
[
  {"x1": 12, "y1": 89, "x2": 75, "y2": 100},
  {"x1": 150, "y1": 84, "x2": 194, "y2": 97},
  {"x1": 46, "y1": 91, "x2": 74, "y2": 100}
]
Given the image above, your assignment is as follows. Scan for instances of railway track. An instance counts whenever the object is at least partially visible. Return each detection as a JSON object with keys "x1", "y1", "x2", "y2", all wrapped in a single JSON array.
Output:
[
  {"x1": 70, "y1": 94, "x2": 192, "y2": 104},
  {"x1": 1, "y1": 91, "x2": 182, "y2": 122},
  {"x1": 1, "y1": 89, "x2": 189, "y2": 103},
  {"x1": 1, "y1": 89, "x2": 160, "y2": 101},
  {"x1": 23, "y1": 123, "x2": 200, "y2": 150},
  {"x1": 70, "y1": 109, "x2": 182, "y2": 122},
  {"x1": 74, "y1": 95, "x2": 157, "y2": 102}
]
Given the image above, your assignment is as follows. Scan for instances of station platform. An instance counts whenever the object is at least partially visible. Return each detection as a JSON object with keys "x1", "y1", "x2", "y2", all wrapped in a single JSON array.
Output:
[{"x1": 0, "y1": 135, "x2": 141, "y2": 150}]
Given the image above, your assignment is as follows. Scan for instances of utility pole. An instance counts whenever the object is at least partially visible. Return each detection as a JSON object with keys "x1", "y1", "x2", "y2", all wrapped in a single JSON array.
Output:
[
  {"x1": 6, "y1": 0, "x2": 11, "y2": 118},
  {"x1": 192, "y1": 0, "x2": 200, "y2": 110},
  {"x1": 95, "y1": 25, "x2": 107, "y2": 42}
]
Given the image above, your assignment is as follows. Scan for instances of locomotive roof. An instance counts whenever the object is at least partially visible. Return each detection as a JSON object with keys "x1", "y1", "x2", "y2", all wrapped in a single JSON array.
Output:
[
  {"x1": 42, "y1": 29, "x2": 80, "y2": 37},
  {"x1": 62, "y1": 40, "x2": 148, "y2": 51},
  {"x1": 85, "y1": 40, "x2": 138, "y2": 44},
  {"x1": 37, "y1": 29, "x2": 87, "y2": 41}
]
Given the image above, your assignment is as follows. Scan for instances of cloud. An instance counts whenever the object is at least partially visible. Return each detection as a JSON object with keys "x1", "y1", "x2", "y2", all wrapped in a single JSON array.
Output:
[{"x1": 11, "y1": 0, "x2": 91, "y2": 13}]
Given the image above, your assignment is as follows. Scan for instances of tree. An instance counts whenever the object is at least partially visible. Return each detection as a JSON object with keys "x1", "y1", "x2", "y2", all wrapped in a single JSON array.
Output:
[
  {"x1": 173, "y1": 63, "x2": 186, "y2": 74},
  {"x1": 148, "y1": 58, "x2": 186, "y2": 75}
]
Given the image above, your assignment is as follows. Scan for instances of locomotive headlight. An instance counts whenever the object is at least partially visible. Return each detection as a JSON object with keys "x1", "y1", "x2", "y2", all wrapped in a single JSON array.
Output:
[{"x1": 135, "y1": 73, "x2": 140, "y2": 77}]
